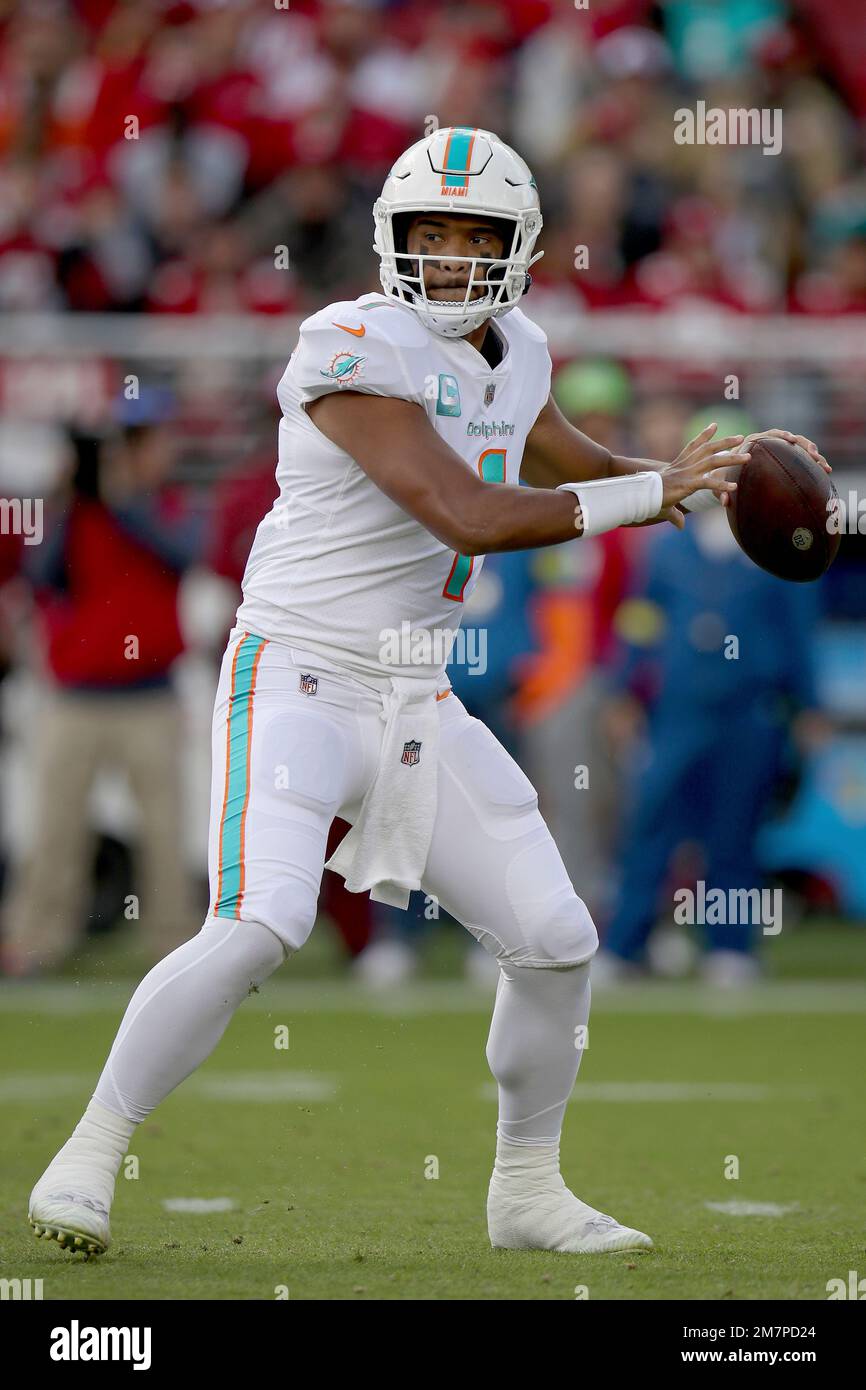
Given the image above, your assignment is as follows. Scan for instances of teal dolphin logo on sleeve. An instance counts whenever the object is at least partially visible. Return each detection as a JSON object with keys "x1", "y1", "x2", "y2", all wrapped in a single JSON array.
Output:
[{"x1": 320, "y1": 352, "x2": 366, "y2": 387}]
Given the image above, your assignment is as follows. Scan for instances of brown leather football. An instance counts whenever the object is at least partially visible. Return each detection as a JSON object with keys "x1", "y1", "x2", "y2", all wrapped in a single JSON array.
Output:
[{"x1": 727, "y1": 437, "x2": 840, "y2": 582}]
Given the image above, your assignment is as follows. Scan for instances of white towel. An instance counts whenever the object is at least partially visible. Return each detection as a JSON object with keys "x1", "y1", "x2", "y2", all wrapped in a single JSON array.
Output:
[{"x1": 325, "y1": 675, "x2": 441, "y2": 908}]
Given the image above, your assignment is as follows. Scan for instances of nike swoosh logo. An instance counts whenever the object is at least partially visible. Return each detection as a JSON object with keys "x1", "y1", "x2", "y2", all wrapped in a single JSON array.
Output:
[{"x1": 333, "y1": 322, "x2": 365, "y2": 337}]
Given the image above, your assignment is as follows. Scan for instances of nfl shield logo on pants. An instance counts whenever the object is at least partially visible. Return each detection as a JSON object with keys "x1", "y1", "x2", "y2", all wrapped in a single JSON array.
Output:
[
  {"x1": 299, "y1": 673, "x2": 318, "y2": 696},
  {"x1": 401, "y1": 739, "x2": 422, "y2": 767}
]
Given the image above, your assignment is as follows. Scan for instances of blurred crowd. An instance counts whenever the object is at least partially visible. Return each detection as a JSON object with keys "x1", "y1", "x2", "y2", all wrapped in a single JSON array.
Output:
[{"x1": 1, "y1": 0, "x2": 866, "y2": 317}]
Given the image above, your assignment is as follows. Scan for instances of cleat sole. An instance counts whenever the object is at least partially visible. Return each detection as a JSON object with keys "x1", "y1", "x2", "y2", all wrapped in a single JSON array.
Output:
[{"x1": 30, "y1": 1219, "x2": 106, "y2": 1257}]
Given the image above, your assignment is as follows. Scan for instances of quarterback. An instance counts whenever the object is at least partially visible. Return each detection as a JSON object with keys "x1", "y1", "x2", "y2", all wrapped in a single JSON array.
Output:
[{"x1": 29, "y1": 128, "x2": 825, "y2": 1258}]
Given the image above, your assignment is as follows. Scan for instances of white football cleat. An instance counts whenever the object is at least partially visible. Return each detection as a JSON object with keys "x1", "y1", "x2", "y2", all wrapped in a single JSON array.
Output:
[
  {"x1": 29, "y1": 1177, "x2": 111, "y2": 1257},
  {"x1": 488, "y1": 1169, "x2": 653, "y2": 1254},
  {"x1": 28, "y1": 1101, "x2": 134, "y2": 1256}
]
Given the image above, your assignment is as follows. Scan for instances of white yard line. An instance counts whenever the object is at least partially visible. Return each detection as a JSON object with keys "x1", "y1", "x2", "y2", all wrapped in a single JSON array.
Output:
[
  {"x1": 479, "y1": 1081, "x2": 819, "y2": 1103},
  {"x1": 0, "y1": 1071, "x2": 825, "y2": 1107},
  {"x1": 1, "y1": 979, "x2": 865, "y2": 1016},
  {"x1": 0, "y1": 1071, "x2": 337, "y2": 1104},
  {"x1": 162, "y1": 1198, "x2": 237, "y2": 1213},
  {"x1": 0, "y1": 1073, "x2": 90, "y2": 1101},
  {"x1": 194, "y1": 1073, "x2": 337, "y2": 1102},
  {"x1": 705, "y1": 1201, "x2": 799, "y2": 1217}
]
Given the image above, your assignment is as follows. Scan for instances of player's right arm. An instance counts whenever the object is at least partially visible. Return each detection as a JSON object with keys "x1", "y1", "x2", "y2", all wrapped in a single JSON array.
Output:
[
  {"x1": 309, "y1": 390, "x2": 579, "y2": 551},
  {"x1": 293, "y1": 309, "x2": 742, "y2": 551},
  {"x1": 306, "y1": 394, "x2": 746, "y2": 553}
]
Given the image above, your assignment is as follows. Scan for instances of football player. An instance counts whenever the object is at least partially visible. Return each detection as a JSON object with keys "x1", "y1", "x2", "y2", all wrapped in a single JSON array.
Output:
[{"x1": 29, "y1": 128, "x2": 826, "y2": 1258}]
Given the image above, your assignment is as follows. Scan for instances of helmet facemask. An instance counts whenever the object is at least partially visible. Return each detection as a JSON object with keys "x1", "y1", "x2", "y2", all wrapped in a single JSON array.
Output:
[{"x1": 375, "y1": 203, "x2": 543, "y2": 339}]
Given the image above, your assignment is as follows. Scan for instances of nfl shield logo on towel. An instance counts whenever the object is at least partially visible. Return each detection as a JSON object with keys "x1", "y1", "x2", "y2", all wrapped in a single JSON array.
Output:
[
  {"x1": 484, "y1": 383, "x2": 496, "y2": 407},
  {"x1": 401, "y1": 739, "x2": 422, "y2": 767},
  {"x1": 299, "y1": 673, "x2": 318, "y2": 696}
]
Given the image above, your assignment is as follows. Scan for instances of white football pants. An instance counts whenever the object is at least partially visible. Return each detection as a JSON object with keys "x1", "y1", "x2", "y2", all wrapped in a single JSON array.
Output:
[{"x1": 94, "y1": 630, "x2": 598, "y2": 1145}]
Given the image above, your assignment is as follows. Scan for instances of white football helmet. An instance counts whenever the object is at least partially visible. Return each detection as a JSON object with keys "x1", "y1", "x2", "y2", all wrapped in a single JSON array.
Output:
[{"x1": 373, "y1": 126, "x2": 544, "y2": 338}]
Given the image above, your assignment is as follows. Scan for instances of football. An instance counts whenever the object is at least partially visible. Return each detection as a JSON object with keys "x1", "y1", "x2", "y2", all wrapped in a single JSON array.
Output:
[{"x1": 727, "y1": 437, "x2": 840, "y2": 582}]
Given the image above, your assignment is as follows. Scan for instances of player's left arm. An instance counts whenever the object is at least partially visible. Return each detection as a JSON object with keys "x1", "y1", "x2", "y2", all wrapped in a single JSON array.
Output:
[
  {"x1": 522, "y1": 395, "x2": 701, "y2": 512},
  {"x1": 522, "y1": 397, "x2": 830, "y2": 523},
  {"x1": 521, "y1": 394, "x2": 612, "y2": 489},
  {"x1": 521, "y1": 394, "x2": 692, "y2": 527}
]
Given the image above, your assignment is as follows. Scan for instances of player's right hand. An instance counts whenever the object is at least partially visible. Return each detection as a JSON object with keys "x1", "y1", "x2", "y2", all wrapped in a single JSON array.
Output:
[{"x1": 660, "y1": 423, "x2": 751, "y2": 511}]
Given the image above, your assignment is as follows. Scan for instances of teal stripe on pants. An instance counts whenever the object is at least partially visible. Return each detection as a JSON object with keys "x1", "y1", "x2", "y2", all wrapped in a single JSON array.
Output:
[{"x1": 215, "y1": 634, "x2": 267, "y2": 918}]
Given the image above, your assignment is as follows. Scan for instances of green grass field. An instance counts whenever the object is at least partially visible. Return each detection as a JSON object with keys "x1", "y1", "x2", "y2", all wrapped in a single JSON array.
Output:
[{"x1": 1, "y1": 923, "x2": 864, "y2": 1301}]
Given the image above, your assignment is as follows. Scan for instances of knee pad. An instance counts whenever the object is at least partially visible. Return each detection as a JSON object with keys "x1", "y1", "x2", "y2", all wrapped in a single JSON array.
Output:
[
  {"x1": 511, "y1": 889, "x2": 600, "y2": 967},
  {"x1": 258, "y1": 870, "x2": 320, "y2": 954},
  {"x1": 522, "y1": 889, "x2": 599, "y2": 968},
  {"x1": 505, "y1": 837, "x2": 599, "y2": 968}
]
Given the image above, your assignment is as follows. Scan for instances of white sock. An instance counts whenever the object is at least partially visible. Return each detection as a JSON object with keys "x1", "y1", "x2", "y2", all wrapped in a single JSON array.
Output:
[
  {"x1": 35, "y1": 1100, "x2": 136, "y2": 1209},
  {"x1": 485, "y1": 960, "x2": 591, "y2": 1148},
  {"x1": 493, "y1": 1134, "x2": 562, "y2": 1185},
  {"x1": 93, "y1": 915, "x2": 287, "y2": 1123}
]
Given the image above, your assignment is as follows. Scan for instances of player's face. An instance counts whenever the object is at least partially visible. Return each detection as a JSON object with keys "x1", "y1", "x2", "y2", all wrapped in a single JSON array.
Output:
[{"x1": 405, "y1": 215, "x2": 506, "y2": 301}]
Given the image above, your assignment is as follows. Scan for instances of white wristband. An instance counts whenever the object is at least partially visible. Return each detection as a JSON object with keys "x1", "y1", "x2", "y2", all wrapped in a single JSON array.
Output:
[
  {"x1": 679, "y1": 488, "x2": 721, "y2": 513},
  {"x1": 557, "y1": 472, "x2": 664, "y2": 537}
]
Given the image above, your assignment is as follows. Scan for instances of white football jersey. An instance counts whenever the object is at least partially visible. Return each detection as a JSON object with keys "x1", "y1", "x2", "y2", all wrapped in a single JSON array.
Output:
[{"x1": 235, "y1": 291, "x2": 552, "y2": 685}]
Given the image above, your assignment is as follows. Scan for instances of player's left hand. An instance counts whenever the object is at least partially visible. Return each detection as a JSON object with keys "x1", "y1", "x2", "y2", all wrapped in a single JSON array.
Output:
[
  {"x1": 634, "y1": 505, "x2": 687, "y2": 529},
  {"x1": 744, "y1": 429, "x2": 831, "y2": 473}
]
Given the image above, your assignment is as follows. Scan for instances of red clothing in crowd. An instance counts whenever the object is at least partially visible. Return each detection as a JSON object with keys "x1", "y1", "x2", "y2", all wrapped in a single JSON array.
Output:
[
  {"x1": 35, "y1": 495, "x2": 186, "y2": 687},
  {"x1": 207, "y1": 458, "x2": 279, "y2": 587},
  {"x1": 0, "y1": 529, "x2": 23, "y2": 587}
]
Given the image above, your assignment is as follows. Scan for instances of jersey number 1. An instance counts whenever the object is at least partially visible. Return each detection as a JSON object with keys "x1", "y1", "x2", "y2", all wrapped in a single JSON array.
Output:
[{"x1": 442, "y1": 449, "x2": 506, "y2": 602}]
